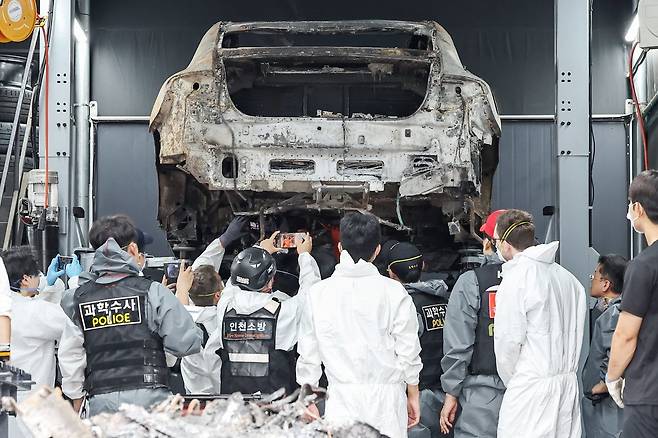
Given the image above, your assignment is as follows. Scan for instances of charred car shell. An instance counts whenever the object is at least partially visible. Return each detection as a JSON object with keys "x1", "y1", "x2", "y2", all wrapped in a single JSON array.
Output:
[{"x1": 150, "y1": 20, "x2": 501, "y2": 269}]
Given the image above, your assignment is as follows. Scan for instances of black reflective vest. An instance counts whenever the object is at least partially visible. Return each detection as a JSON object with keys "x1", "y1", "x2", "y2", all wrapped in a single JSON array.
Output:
[
  {"x1": 219, "y1": 299, "x2": 295, "y2": 395},
  {"x1": 72, "y1": 276, "x2": 170, "y2": 396},
  {"x1": 408, "y1": 287, "x2": 448, "y2": 391},
  {"x1": 469, "y1": 262, "x2": 503, "y2": 376}
]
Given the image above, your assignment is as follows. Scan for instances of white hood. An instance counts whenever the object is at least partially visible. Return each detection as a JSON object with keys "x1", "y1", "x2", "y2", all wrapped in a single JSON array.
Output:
[
  {"x1": 184, "y1": 305, "x2": 216, "y2": 324},
  {"x1": 503, "y1": 241, "x2": 560, "y2": 277},
  {"x1": 517, "y1": 241, "x2": 559, "y2": 264},
  {"x1": 333, "y1": 251, "x2": 380, "y2": 278}
]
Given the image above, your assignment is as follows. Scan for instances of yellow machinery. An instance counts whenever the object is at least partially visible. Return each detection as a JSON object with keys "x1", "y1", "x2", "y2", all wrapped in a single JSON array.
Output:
[{"x1": 0, "y1": 0, "x2": 37, "y2": 43}]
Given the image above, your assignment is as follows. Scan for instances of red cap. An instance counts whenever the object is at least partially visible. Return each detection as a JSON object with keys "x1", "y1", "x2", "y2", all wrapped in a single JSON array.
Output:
[{"x1": 479, "y1": 210, "x2": 507, "y2": 238}]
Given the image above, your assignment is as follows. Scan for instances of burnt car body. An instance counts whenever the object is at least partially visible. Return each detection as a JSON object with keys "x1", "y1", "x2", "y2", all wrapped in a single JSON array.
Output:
[{"x1": 150, "y1": 20, "x2": 501, "y2": 275}]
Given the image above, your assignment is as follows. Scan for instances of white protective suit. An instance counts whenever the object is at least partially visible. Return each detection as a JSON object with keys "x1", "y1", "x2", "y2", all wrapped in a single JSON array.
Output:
[
  {"x1": 10, "y1": 294, "x2": 68, "y2": 387},
  {"x1": 181, "y1": 305, "x2": 218, "y2": 394},
  {"x1": 296, "y1": 251, "x2": 423, "y2": 438},
  {"x1": 9, "y1": 292, "x2": 68, "y2": 438},
  {"x1": 36, "y1": 275, "x2": 75, "y2": 305},
  {"x1": 0, "y1": 257, "x2": 11, "y2": 317},
  {"x1": 175, "y1": 236, "x2": 225, "y2": 392},
  {"x1": 494, "y1": 241, "x2": 586, "y2": 438},
  {"x1": 204, "y1": 252, "x2": 321, "y2": 393}
]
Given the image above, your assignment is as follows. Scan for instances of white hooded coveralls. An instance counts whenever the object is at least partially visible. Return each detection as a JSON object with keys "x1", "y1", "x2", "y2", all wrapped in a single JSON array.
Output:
[
  {"x1": 296, "y1": 251, "x2": 422, "y2": 438},
  {"x1": 494, "y1": 242, "x2": 586, "y2": 438}
]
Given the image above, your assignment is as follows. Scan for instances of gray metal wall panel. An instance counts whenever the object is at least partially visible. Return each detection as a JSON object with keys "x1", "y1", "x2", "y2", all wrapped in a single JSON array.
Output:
[
  {"x1": 94, "y1": 123, "x2": 172, "y2": 256},
  {"x1": 491, "y1": 120, "x2": 629, "y2": 259},
  {"x1": 492, "y1": 121, "x2": 556, "y2": 241},
  {"x1": 591, "y1": 122, "x2": 630, "y2": 258},
  {"x1": 87, "y1": 0, "x2": 633, "y2": 117}
]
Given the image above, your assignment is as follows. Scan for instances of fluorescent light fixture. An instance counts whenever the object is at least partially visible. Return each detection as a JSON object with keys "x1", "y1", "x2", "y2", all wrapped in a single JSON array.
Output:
[
  {"x1": 73, "y1": 18, "x2": 87, "y2": 43},
  {"x1": 626, "y1": 14, "x2": 639, "y2": 43}
]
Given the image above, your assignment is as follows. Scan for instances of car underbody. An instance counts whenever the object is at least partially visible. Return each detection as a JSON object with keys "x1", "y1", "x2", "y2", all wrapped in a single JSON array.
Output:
[{"x1": 150, "y1": 20, "x2": 501, "y2": 280}]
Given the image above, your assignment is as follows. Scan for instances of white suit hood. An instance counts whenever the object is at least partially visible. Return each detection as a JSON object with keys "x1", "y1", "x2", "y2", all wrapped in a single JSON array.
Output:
[
  {"x1": 503, "y1": 242, "x2": 559, "y2": 273},
  {"x1": 494, "y1": 240, "x2": 586, "y2": 438},
  {"x1": 186, "y1": 305, "x2": 217, "y2": 324},
  {"x1": 333, "y1": 250, "x2": 380, "y2": 277},
  {"x1": 220, "y1": 285, "x2": 292, "y2": 316}
]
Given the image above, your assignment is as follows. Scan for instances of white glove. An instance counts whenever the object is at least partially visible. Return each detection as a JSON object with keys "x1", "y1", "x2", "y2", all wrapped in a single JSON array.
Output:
[{"x1": 605, "y1": 375, "x2": 625, "y2": 408}]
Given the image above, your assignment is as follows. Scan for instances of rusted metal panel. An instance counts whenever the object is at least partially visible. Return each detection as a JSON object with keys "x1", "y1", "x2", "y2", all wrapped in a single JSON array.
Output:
[{"x1": 149, "y1": 20, "x2": 501, "y2": 248}]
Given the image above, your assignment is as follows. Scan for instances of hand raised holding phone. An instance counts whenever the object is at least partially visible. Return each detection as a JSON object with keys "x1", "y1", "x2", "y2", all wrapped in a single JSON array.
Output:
[{"x1": 260, "y1": 231, "x2": 312, "y2": 255}]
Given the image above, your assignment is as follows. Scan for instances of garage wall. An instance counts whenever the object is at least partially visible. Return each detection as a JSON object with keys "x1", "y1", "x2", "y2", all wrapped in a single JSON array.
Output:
[
  {"x1": 89, "y1": 0, "x2": 633, "y2": 116},
  {"x1": 94, "y1": 123, "x2": 172, "y2": 256},
  {"x1": 86, "y1": 0, "x2": 633, "y2": 258},
  {"x1": 490, "y1": 120, "x2": 629, "y2": 258}
]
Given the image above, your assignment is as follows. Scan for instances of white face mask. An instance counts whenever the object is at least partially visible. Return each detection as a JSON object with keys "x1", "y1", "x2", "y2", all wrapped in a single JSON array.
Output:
[
  {"x1": 495, "y1": 241, "x2": 507, "y2": 263},
  {"x1": 627, "y1": 202, "x2": 645, "y2": 234}
]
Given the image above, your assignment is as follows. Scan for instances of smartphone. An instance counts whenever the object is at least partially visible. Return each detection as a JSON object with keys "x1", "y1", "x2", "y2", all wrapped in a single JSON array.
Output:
[
  {"x1": 57, "y1": 256, "x2": 74, "y2": 272},
  {"x1": 276, "y1": 232, "x2": 306, "y2": 249},
  {"x1": 164, "y1": 260, "x2": 189, "y2": 283},
  {"x1": 584, "y1": 391, "x2": 609, "y2": 405}
]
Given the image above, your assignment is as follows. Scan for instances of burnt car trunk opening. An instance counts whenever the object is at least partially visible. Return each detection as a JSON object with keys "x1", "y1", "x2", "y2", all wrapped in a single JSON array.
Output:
[
  {"x1": 225, "y1": 60, "x2": 430, "y2": 118},
  {"x1": 221, "y1": 29, "x2": 432, "y2": 50}
]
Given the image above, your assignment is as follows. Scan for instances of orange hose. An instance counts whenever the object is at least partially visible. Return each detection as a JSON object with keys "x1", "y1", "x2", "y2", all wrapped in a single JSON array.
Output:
[
  {"x1": 40, "y1": 24, "x2": 49, "y2": 208},
  {"x1": 629, "y1": 42, "x2": 650, "y2": 171}
]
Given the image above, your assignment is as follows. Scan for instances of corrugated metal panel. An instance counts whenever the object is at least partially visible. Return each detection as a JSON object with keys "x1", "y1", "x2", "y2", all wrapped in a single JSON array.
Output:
[
  {"x1": 591, "y1": 122, "x2": 629, "y2": 258},
  {"x1": 492, "y1": 120, "x2": 629, "y2": 258},
  {"x1": 492, "y1": 121, "x2": 556, "y2": 241}
]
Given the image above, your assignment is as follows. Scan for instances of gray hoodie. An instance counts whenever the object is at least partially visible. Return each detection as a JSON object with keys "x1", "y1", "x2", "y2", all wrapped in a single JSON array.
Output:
[
  {"x1": 59, "y1": 238, "x2": 202, "y2": 399},
  {"x1": 441, "y1": 253, "x2": 506, "y2": 397}
]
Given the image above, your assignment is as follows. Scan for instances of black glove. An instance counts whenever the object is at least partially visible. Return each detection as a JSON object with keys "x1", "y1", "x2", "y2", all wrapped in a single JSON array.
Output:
[{"x1": 219, "y1": 216, "x2": 249, "y2": 247}]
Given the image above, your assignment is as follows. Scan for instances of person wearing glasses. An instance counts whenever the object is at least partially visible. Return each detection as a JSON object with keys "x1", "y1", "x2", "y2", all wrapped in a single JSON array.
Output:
[{"x1": 582, "y1": 254, "x2": 627, "y2": 438}]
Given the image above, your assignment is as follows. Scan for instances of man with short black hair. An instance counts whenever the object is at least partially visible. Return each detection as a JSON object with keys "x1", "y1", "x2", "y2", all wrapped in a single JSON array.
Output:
[
  {"x1": 493, "y1": 209, "x2": 586, "y2": 438},
  {"x1": 58, "y1": 215, "x2": 202, "y2": 415},
  {"x1": 386, "y1": 241, "x2": 450, "y2": 438},
  {"x1": 296, "y1": 212, "x2": 423, "y2": 438},
  {"x1": 3, "y1": 246, "x2": 68, "y2": 389},
  {"x1": 582, "y1": 254, "x2": 627, "y2": 438},
  {"x1": 88, "y1": 214, "x2": 139, "y2": 250},
  {"x1": 187, "y1": 265, "x2": 223, "y2": 306},
  {"x1": 607, "y1": 169, "x2": 658, "y2": 437}
]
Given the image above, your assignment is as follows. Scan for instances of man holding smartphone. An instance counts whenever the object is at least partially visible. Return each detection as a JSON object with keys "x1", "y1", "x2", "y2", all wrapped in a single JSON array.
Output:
[{"x1": 204, "y1": 230, "x2": 321, "y2": 395}]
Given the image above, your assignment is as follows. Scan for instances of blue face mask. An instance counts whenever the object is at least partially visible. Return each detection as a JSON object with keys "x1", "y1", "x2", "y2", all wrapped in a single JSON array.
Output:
[
  {"x1": 11, "y1": 274, "x2": 44, "y2": 295},
  {"x1": 10, "y1": 285, "x2": 39, "y2": 294}
]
